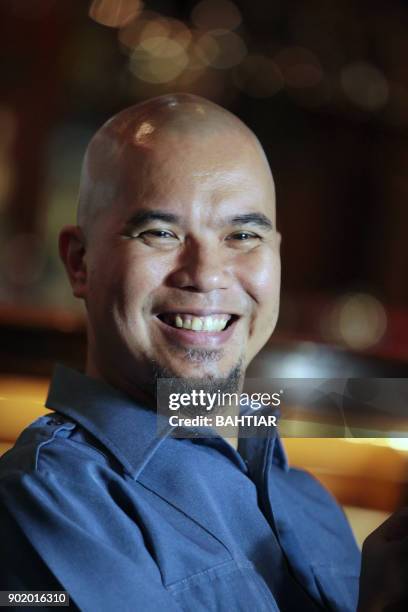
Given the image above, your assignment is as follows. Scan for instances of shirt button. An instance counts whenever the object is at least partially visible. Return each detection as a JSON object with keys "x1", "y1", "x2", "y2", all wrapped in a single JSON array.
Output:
[{"x1": 48, "y1": 417, "x2": 64, "y2": 426}]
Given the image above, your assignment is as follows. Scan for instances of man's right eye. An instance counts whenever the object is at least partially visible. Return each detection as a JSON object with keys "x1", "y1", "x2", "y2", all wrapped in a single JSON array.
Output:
[{"x1": 140, "y1": 229, "x2": 176, "y2": 239}]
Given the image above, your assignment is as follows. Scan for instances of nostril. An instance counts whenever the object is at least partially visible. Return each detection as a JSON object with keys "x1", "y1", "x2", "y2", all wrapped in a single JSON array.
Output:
[{"x1": 182, "y1": 286, "x2": 202, "y2": 292}]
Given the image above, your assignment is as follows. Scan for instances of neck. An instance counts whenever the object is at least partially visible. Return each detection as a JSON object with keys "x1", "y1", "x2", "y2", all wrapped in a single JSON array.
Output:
[{"x1": 85, "y1": 356, "x2": 157, "y2": 410}]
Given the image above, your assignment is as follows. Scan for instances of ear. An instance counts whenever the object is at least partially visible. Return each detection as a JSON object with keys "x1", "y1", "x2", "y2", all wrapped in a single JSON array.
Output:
[{"x1": 59, "y1": 225, "x2": 87, "y2": 299}]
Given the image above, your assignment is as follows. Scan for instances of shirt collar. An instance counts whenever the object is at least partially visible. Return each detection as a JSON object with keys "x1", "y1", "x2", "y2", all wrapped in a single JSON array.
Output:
[{"x1": 45, "y1": 364, "x2": 288, "y2": 479}]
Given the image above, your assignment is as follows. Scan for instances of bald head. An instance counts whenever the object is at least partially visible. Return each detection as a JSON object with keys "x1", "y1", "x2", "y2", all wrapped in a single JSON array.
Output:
[{"x1": 77, "y1": 93, "x2": 270, "y2": 236}]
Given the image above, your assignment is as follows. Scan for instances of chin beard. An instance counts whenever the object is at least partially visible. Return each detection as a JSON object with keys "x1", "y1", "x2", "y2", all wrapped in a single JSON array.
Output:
[
  {"x1": 152, "y1": 355, "x2": 246, "y2": 420},
  {"x1": 156, "y1": 358, "x2": 244, "y2": 389},
  {"x1": 141, "y1": 353, "x2": 245, "y2": 403}
]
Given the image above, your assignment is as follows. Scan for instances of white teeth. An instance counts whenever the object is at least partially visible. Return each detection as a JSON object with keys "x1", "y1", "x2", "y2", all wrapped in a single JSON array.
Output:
[
  {"x1": 202, "y1": 318, "x2": 212, "y2": 331},
  {"x1": 191, "y1": 318, "x2": 203, "y2": 331},
  {"x1": 162, "y1": 314, "x2": 232, "y2": 332}
]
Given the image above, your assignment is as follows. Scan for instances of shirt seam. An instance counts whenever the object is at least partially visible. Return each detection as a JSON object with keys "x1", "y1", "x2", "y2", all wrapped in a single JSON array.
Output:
[
  {"x1": 34, "y1": 424, "x2": 76, "y2": 472},
  {"x1": 136, "y1": 479, "x2": 234, "y2": 558},
  {"x1": 166, "y1": 559, "x2": 254, "y2": 592}
]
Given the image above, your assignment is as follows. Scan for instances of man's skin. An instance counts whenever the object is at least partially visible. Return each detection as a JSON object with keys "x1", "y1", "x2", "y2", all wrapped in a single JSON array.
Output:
[{"x1": 59, "y1": 93, "x2": 406, "y2": 611}]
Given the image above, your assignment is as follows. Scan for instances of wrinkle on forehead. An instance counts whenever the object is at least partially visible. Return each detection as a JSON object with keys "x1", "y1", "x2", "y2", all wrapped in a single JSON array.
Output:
[{"x1": 77, "y1": 93, "x2": 271, "y2": 236}]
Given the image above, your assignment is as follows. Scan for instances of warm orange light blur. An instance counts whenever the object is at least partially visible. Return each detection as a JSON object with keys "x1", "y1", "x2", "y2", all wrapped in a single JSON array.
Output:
[
  {"x1": 129, "y1": 40, "x2": 189, "y2": 84},
  {"x1": 120, "y1": 13, "x2": 192, "y2": 55},
  {"x1": 0, "y1": 376, "x2": 50, "y2": 442},
  {"x1": 195, "y1": 29, "x2": 247, "y2": 69},
  {"x1": 89, "y1": 0, "x2": 142, "y2": 28},
  {"x1": 321, "y1": 293, "x2": 388, "y2": 350}
]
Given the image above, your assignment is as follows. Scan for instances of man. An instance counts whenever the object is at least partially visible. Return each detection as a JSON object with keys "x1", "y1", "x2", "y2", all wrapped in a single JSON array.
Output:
[{"x1": 0, "y1": 93, "x2": 401, "y2": 611}]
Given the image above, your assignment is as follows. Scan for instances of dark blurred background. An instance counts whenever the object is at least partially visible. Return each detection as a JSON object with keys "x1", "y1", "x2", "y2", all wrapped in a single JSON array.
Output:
[{"x1": 1, "y1": 0, "x2": 408, "y2": 538}]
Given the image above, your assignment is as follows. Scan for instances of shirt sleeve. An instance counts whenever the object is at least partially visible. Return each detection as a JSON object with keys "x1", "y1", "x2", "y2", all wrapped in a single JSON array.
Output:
[{"x1": 0, "y1": 469, "x2": 182, "y2": 612}]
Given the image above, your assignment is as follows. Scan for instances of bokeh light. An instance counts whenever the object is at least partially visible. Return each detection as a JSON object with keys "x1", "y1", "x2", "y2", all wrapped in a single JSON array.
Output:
[
  {"x1": 139, "y1": 19, "x2": 171, "y2": 46},
  {"x1": 120, "y1": 13, "x2": 192, "y2": 58},
  {"x1": 195, "y1": 29, "x2": 247, "y2": 69},
  {"x1": 193, "y1": 31, "x2": 220, "y2": 67},
  {"x1": 322, "y1": 293, "x2": 387, "y2": 350},
  {"x1": 129, "y1": 39, "x2": 189, "y2": 84},
  {"x1": 341, "y1": 62, "x2": 389, "y2": 111},
  {"x1": 89, "y1": 0, "x2": 142, "y2": 28},
  {"x1": 119, "y1": 13, "x2": 160, "y2": 51},
  {"x1": 191, "y1": 0, "x2": 242, "y2": 32}
]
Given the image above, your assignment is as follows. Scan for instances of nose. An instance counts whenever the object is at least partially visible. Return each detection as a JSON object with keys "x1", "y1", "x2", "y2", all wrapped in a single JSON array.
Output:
[{"x1": 167, "y1": 238, "x2": 231, "y2": 293}]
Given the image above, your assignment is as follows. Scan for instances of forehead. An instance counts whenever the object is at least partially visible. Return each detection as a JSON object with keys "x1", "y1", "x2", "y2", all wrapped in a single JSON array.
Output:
[{"x1": 114, "y1": 131, "x2": 276, "y2": 223}]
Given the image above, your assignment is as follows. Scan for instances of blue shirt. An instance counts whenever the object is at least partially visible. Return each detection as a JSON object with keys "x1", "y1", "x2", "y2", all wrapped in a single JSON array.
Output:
[{"x1": 0, "y1": 365, "x2": 361, "y2": 611}]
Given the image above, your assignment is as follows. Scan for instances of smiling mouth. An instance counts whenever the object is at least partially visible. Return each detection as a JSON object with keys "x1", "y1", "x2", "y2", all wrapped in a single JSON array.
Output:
[{"x1": 157, "y1": 313, "x2": 238, "y2": 332}]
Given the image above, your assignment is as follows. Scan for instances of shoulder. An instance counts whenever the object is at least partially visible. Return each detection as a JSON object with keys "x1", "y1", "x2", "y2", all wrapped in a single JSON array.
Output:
[
  {"x1": 0, "y1": 413, "x2": 121, "y2": 487},
  {"x1": 0, "y1": 412, "x2": 138, "y2": 540},
  {"x1": 0, "y1": 420, "x2": 179, "y2": 611},
  {"x1": 0, "y1": 414, "x2": 135, "y2": 547}
]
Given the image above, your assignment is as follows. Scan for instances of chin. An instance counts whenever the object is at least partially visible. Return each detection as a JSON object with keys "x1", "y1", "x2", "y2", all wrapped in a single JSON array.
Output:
[
  {"x1": 156, "y1": 358, "x2": 235, "y2": 380},
  {"x1": 169, "y1": 364, "x2": 225, "y2": 380}
]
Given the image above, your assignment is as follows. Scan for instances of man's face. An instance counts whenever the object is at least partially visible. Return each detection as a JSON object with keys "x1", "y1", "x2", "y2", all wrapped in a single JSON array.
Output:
[{"x1": 83, "y1": 130, "x2": 281, "y2": 391}]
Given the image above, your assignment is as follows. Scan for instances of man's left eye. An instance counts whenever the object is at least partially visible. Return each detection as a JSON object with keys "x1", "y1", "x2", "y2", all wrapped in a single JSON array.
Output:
[{"x1": 227, "y1": 232, "x2": 260, "y2": 241}]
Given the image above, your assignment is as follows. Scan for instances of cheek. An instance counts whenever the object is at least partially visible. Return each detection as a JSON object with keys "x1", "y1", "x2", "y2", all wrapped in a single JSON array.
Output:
[
  {"x1": 243, "y1": 249, "x2": 281, "y2": 312},
  {"x1": 93, "y1": 251, "x2": 169, "y2": 324},
  {"x1": 240, "y1": 249, "x2": 281, "y2": 361}
]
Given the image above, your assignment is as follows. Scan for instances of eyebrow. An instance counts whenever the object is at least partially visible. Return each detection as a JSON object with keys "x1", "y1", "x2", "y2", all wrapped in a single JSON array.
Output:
[
  {"x1": 226, "y1": 213, "x2": 273, "y2": 230},
  {"x1": 125, "y1": 210, "x2": 179, "y2": 228},
  {"x1": 124, "y1": 209, "x2": 274, "y2": 231}
]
